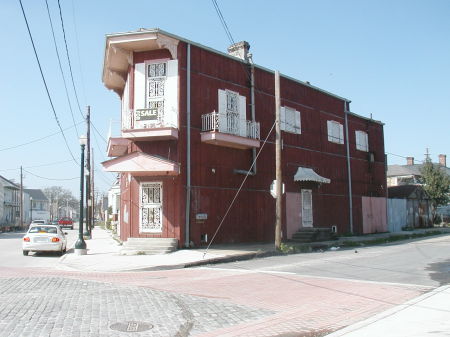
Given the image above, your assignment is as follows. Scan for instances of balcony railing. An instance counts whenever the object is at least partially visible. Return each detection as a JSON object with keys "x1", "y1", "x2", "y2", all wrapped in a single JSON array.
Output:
[
  {"x1": 123, "y1": 108, "x2": 176, "y2": 130},
  {"x1": 201, "y1": 111, "x2": 260, "y2": 140}
]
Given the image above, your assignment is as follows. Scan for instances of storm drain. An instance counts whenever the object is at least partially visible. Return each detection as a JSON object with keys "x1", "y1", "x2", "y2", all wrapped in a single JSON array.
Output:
[{"x1": 110, "y1": 321, "x2": 153, "y2": 332}]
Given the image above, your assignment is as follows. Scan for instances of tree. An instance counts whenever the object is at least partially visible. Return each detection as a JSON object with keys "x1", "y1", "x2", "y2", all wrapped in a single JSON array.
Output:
[
  {"x1": 43, "y1": 186, "x2": 78, "y2": 219},
  {"x1": 420, "y1": 161, "x2": 450, "y2": 221}
]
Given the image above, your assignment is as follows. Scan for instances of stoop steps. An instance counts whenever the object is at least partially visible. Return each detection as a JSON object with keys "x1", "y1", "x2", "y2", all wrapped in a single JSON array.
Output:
[{"x1": 120, "y1": 238, "x2": 178, "y2": 255}]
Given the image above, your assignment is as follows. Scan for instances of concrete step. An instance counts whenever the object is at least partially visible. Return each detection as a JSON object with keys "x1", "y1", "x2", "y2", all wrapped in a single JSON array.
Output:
[
  {"x1": 120, "y1": 238, "x2": 178, "y2": 255},
  {"x1": 291, "y1": 228, "x2": 337, "y2": 243}
]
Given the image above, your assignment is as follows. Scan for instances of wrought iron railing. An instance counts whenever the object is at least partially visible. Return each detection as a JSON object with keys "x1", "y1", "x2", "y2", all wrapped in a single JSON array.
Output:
[
  {"x1": 201, "y1": 111, "x2": 260, "y2": 140},
  {"x1": 121, "y1": 109, "x2": 176, "y2": 130}
]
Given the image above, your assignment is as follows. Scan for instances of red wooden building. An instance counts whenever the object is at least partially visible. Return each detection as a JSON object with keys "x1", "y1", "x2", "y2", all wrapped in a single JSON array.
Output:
[{"x1": 102, "y1": 29, "x2": 387, "y2": 248}]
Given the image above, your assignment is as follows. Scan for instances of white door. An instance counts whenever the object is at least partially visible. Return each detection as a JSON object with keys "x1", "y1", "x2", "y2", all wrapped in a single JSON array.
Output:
[
  {"x1": 301, "y1": 189, "x2": 313, "y2": 227},
  {"x1": 139, "y1": 182, "x2": 163, "y2": 233}
]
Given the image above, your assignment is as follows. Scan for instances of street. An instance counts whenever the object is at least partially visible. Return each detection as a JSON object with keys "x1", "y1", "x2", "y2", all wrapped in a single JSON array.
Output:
[{"x1": 0, "y1": 232, "x2": 449, "y2": 336}]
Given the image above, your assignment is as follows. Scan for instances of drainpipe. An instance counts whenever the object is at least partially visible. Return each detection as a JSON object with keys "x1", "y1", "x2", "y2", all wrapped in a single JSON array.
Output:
[
  {"x1": 344, "y1": 101, "x2": 354, "y2": 234},
  {"x1": 184, "y1": 43, "x2": 191, "y2": 248},
  {"x1": 234, "y1": 55, "x2": 257, "y2": 176}
]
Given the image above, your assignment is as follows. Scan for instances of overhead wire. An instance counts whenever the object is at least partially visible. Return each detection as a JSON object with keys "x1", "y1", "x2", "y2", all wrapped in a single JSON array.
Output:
[
  {"x1": 45, "y1": 0, "x2": 79, "y2": 137},
  {"x1": 23, "y1": 168, "x2": 78, "y2": 181},
  {"x1": 0, "y1": 121, "x2": 82, "y2": 152},
  {"x1": 18, "y1": 0, "x2": 78, "y2": 165},
  {"x1": 56, "y1": 0, "x2": 84, "y2": 120}
]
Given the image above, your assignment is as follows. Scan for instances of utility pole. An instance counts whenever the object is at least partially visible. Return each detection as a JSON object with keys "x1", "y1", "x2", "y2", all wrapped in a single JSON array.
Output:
[
  {"x1": 85, "y1": 106, "x2": 92, "y2": 238},
  {"x1": 91, "y1": 147, "x2": 95, "y2": 227},
  {"x1": 20, "y1": 166, "x2": 23, "y2": 228},
  {"x1": 275, "y1": 70, "x2": 282, "y2": 250}
]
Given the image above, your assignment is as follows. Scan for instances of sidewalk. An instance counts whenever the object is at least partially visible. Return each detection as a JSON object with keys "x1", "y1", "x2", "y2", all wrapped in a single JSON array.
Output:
[
  {"x1": 58, "y1": 227, "x2": 278, "y2": 272},
  {"x1": 325, "y1": 285, "x2": 450, "y2": 337},
  {"x1": 58, "y1": 226, "x2": 450, "y2": 273}
]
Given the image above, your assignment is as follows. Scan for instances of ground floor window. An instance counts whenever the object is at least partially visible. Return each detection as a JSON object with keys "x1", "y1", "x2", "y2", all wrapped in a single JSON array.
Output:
[{"x1": 139, "y1": 182, "x2": 163, "y2": 233}]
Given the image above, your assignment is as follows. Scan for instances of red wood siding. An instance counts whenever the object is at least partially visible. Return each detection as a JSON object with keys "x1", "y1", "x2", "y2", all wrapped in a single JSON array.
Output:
[{"x1": 116, "y1": 39, "x2": 387, "y2": 245}]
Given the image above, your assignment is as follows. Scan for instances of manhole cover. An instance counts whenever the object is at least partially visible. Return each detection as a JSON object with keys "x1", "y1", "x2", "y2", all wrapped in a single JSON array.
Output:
[{"x1": 110, "y1": 321, "x2": 153, "y2": 332}]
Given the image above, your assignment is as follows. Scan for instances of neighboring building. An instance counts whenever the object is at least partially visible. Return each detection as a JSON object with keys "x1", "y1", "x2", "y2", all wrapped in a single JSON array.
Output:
[
  {"x1": 101, "y1": 29, "x2": 387, "y2": 247},
  {"x1": 387, "y1": 185, "x2": 432, "y2": 231},
  {"x1": 107, "y1": 176, "x2": 121, "y2": 235},
  {"x1": 387, "y1": 154, "x2": 449, "y2": 187},
  {"x1": 24, "y1": 189, "x2": 50, "y2": 222},
  {"x1": 0, "y1": 175, "x2": 20, "y2": 230}
]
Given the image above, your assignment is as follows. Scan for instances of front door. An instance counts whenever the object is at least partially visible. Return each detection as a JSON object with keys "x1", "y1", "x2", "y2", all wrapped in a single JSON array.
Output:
[
  {"x1": 301, "y1": 189, "x2": 313, "y2": 227},
  {"x1": 139, "y1": 182, "x2": 163, "y2": 233}
]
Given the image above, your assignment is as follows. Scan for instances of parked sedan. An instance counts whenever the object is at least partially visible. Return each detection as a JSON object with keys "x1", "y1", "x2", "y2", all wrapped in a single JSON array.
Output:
[{"x1": 22, "y1": 225, "x2": 67, "y2": 256}]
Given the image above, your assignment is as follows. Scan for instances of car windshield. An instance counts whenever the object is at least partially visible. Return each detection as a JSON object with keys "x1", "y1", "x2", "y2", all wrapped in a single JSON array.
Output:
[{"x1": 29, "y1": 226, "x2": 58, "y2": 234}]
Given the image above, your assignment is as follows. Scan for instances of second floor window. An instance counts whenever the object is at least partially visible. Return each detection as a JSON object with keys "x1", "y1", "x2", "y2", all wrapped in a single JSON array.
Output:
[
  {"x1": 355, "y1": 130, "x2": 369, "y2": 152},
  {"x1": 327, "y1": 120, "x2": 344, "y2": 144},
  {"x1": 281, "y1": 106, "x2": 301, "y2": 134}
]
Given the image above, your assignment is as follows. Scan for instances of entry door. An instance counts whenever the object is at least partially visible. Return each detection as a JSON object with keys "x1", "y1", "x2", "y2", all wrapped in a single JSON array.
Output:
[
  {"x1": 140, "y1": 182, "x2": 163, "y2": 233},
  {"x1": 301, "y1": 189, "x2": 313, "y2": 227}
]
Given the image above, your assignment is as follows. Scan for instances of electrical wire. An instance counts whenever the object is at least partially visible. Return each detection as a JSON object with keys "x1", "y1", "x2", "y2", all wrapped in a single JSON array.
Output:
[
  {"x1": 0, "y1": 121, "x2": 82, "y2": 152},
  {"x1": 23, "y1": 168, "x2": 78, "y2": 181},
  {"x1": 57, "y1": 0, "x2": 84, "y2": 120},
  {"x1": 204, "y1": 121, "x2": 277, "y2": 257},
  {"x1": 0, "y1": 159, "x2": 74, "y2": 173},
  {"x1": 18, "y1": 0, "x2": 77, "y2": 165},
  {"x1": 70, "y1": 0, "x2": 87, "y2": 105},
  {"x1": 45, "y1": 0, "x2": 79, "y2": 137}
]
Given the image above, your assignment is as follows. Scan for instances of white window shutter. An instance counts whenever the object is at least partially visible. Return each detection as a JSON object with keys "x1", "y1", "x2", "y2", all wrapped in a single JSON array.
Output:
[
  {"x1": 164, "y1": 60, "x2": 178, "y2": 128},
  {"x1": 327, "y1": 120, "x2": 332, "y2": 141},
  {"x1": 295, "y1": 110, "x2": 301, "y2": 134},
  {"x1": 218, "y1": 90, "x2": 227, "y2": 132},
  {"x1": 134, "y1": 63, "x2": 146, "y2": 110},
  {"x1": 280, "y1": 106, "x2": 286, "y2": 131},
  {"x1": 364, "y1": 132, "x2": 369, "y2": 151},
  {"x1": 238, "y1": 94, "x2": 247, "y2": 137},
  {"x1": 339, "y1": 123, "x2": 344, "y2": 144}
]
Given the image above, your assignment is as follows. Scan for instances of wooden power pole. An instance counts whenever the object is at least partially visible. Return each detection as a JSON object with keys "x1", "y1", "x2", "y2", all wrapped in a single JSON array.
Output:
[{"x1": 275, "y1": 70, "x2": 282, "y2": 250}]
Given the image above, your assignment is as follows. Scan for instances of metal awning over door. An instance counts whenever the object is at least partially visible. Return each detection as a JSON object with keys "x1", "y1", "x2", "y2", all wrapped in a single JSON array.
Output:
[{"x1": 293, "y1": 167, "x2": 331, "y2": 184}]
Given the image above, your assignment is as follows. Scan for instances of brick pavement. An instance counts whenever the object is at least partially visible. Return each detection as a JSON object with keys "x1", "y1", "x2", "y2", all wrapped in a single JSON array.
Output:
[{"x1": 0, "y1": 266, "x2": 429, "y2": 336}]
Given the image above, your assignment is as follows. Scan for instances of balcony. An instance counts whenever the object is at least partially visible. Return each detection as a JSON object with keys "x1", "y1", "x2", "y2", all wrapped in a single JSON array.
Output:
[
  {"x1": 121, "y1": 108, "x2": 178, "y2": 141},
  {"x1": 200, "y1": 111, "x2": 260, "y2": 150}
]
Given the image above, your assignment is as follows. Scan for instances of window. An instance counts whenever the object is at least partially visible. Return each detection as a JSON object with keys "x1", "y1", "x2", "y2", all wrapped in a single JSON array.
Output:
[
  {"x1": 327, "y1": 120, "x2": 344, "y2": 144},
  {"x1": 281, "y1": 107, "x2": 301, "y2": 134},
  {"x1": 355, "y1": 130, "x2": 369, "y2": 152}
]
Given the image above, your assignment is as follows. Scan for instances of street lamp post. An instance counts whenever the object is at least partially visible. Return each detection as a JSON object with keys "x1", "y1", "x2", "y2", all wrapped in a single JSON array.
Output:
[{"x1": 75, "y1": 135, "x2": 87, "y2": 255}]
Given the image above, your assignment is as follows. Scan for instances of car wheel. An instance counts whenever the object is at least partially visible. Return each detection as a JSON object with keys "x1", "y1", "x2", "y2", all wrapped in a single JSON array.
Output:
[{"x1": 23, "y1": 250, "x2": 29, "y2": 256}]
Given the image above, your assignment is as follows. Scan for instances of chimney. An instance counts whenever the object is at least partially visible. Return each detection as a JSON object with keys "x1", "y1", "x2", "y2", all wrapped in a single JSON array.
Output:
[
  {"x1": 439, "y1": 154, "x2": 447, "y2": 167},
  {"x1": 227, "y1": 41, "x2": 250, "y2": 61},
  {"x1": 406, "y1": 157, "x2": 414, "y2": 165}
]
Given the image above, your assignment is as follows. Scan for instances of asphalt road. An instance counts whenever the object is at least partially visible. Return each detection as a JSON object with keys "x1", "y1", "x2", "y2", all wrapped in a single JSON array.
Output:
[
  {"x1": 205, "y1": 234, "x2": 450, "y2": 287},
  {"x1": 0, "y1": 224, "x2": 79, "y2": 268}
]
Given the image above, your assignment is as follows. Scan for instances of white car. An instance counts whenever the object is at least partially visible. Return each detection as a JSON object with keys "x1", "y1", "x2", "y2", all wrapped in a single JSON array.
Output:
[{"x1": 22, "y1": 224, "x2": 67, "y2": 256}]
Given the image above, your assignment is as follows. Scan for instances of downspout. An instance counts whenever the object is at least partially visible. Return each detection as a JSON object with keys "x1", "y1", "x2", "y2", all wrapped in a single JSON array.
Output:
[
  {"x1": 344, "y1": 101, "x2": 354, "y2": 234},
  {"x1": 234, "y1": 55, "x2": 257, "y2": 176},
  {"x1": 184, "y1": 43, "x2": 191, "y2": 248}
]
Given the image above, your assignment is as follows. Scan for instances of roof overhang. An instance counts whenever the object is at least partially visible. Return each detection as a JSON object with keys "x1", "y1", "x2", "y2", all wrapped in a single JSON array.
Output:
[
  {"x1": 102, "y1": 29, "x2": 179, "y2": 94},
  {"x1": 101, "y1": 152, "x2": 179, "y2": 177},
  {"x1": 294, "y1": 167, "x2": 330, "y2": 184}
]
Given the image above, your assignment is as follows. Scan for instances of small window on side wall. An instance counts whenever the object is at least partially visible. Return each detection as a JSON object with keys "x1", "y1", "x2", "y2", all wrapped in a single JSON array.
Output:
[
  {"x1": 327, "y1": 120, "x2": 344, "y2": 144},
  {"x1": 355, "y1": 130, "x2": 369, "y2": 152},
  {"x1": 281, "y1": 107, "x2": 301, "y2": 134}
]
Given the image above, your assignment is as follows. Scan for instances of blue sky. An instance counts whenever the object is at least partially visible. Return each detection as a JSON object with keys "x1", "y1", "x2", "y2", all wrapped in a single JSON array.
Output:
[{"x1": 1, "y1": 0, "x2": 449, "y2": 197}]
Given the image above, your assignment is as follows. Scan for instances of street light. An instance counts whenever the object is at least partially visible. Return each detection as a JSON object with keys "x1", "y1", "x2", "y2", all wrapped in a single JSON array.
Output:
[
  {"x1": 75, "y1": 135, "x2": 87, "y2": 255},
  {"x1": 30, "y1": 196, "x2": 33, "y2": 223}
]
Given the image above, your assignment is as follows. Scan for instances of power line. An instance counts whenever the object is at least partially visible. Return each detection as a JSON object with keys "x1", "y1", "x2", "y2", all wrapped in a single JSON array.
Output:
[
  {"x1": 45, "y1": 0, "x2": 79, "y2": 137},
  {"x1": 0, "y1": 121, "x2": 82, "y2": 152},
  {"x1": 211, "y1": 0, "x2": 235, "y2": 46},
  {"x1": 23, "y1": 168, "x2": 78, "y2": 181},
  {"x1": 57, "y1": 0, "x2": 84, "y2": 120},
  {"x1": 70, "y1": 0, "x2": 87, "y2": 105},
  {"x1": 18, "y1": 0, "x2": 77, "y2": 165},
  {"x1": 0, "y1": 159, "x2": 74, "y2": 172}
]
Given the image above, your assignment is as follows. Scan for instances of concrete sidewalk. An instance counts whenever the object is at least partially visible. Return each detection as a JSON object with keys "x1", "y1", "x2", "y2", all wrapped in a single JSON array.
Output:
[
  {"x1": 58, "y1": 226, "x2": 450, "y2": 272},
  {"x1": 58, "y1": 227, "x2": 278, "y2": 272},
  {"x1": 325, "y1": 285, "x2": 450, "y2": 337}
]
